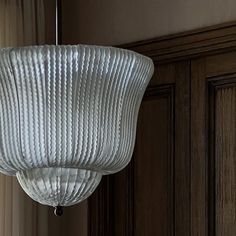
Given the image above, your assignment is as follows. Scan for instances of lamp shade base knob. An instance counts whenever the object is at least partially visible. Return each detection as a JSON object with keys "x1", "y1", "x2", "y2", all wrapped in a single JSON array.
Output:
[{"x1": 54, "y1": 206, "x2": 63, "y2": 216}]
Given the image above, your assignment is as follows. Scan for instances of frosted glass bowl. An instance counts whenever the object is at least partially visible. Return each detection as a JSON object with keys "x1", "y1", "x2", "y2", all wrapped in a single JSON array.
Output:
[{"x1": 0, "y1": 45, "x2": 154, "y2": 207}]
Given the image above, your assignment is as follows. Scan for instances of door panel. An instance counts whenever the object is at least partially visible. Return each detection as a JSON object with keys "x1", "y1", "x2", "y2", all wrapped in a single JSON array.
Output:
[
  {"x1": 134, "y1": 86, "x2": 174, "y2": 236},
  {"x1": 192, "y1": 52, "x2": 236, "y2": 236},
  {"x1": 215, "y1": 83, "x2": 236, "y2": 235}
]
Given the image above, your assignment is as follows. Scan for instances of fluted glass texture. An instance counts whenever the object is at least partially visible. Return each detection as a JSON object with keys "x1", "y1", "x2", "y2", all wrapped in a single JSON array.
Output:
[{"x1": 0, "y1": 45, "x2": 154, "y2": 207}]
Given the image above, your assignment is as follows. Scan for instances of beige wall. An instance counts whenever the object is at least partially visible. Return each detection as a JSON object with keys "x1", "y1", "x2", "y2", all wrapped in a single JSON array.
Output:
[{"x1": 62, "y1": 0, "x2": 236, "y2": 45}]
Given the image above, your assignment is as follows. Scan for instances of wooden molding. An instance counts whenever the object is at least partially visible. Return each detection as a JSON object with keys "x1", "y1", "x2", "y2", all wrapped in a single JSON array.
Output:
[{"x1": 118, "y1": 21, "x2": 236, "y2": 63}]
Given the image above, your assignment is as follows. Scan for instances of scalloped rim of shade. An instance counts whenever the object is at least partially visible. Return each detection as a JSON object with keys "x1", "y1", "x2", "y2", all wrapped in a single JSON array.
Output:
[{"x1": 0, "y1": 44, "x2": 154, "y2": 64}]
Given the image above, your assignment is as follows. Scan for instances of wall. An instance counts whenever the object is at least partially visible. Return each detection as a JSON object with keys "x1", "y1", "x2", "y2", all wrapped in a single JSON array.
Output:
[{"x1": 61, "y1": 0, "x2": 236, "y2": 45}]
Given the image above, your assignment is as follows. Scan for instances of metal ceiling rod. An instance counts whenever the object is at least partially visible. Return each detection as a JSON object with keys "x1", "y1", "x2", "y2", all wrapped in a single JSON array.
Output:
[{"x1": 55, "y1": 0, "x2": 61, "y2": 45}]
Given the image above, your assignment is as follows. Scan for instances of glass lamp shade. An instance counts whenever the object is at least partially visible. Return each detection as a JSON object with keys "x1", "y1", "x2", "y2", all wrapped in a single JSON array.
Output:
[{"x1": 0, "y1": 45, "x2": 154, "y2": 207}]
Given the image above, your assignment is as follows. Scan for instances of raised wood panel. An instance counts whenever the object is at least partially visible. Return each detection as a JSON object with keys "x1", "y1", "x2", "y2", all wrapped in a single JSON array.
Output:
[
  {"x1": 192, "y1": 55, "x2": 236, "y2": 236},
  {"x1": 209, "y1": 78, "x2": 236, "y2": 236},
  {"x1": 215, "y1": 85, "x2": 236, "y2": 236},
  {"x1": 134, "y1": 85, "x2": 174, "y2": 236}
]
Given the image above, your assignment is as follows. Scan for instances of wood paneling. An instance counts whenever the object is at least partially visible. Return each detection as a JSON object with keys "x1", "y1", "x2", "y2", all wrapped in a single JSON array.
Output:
[
  {"x1": 215, "y1": 84, "x2": 236, "y2": 235},
  {"x1": 87, "y1": 22, "x2": 236, "y2": 236},
  {"x1": 208, "y1": 77, "x2": 236, "y2": 236},
  {"x1": 134, "y1": 85, "x2": 174, "y2": 236},
  {"x1": 191, "y1": 60, "x2": 236, "y2": 236}
]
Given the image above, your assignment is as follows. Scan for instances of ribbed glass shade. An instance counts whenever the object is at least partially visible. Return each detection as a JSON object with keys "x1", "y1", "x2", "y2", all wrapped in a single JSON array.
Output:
[{"x1": 0, "y1": 45, "x2": 154, "y2": 207}]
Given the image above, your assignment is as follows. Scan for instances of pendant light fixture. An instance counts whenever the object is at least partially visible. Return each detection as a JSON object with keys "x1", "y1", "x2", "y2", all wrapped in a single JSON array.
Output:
[{"x1": 0, "y1": 0, "x2": 154, "y2": 216}]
